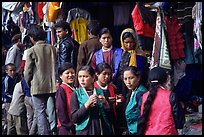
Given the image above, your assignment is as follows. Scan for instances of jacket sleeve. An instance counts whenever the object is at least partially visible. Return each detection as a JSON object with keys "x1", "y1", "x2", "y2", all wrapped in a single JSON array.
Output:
[
  {"x1": 5, "y1": 47, "x2": 16, "y2": 65},
  {"x1": 59, "y1": 41, "x2": 73, "y2": 66},
  {"x1": 170, "y1": 92, "x2": 185, "y2": 129},
  {"x1": 77, "y1": 43, "x2": 86, "y2": 71},
  {"x1": 23, "y1": 49, "x2": 34, "y2": 87},
  {"x1": 91, "y1": 54, "x2": 96, "y2": 70},
  {"x1": 70, "y1": 91, "x2": 89, "y2": 124},
  {"x1": 20, "y1": 60, "x2": 26, "y2": 75},
  {"x1": 56, "y1": 87, "x2": 74, "y2": 130}
]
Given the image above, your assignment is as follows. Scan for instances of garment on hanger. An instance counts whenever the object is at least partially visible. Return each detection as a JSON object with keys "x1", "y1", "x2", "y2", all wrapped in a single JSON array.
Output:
[
  {"x1": 66, "y1": 8, "x2": 91, "y2": 45},
  {"x1": 150, "y1": 6, "x2": 171, "y2": 70}
]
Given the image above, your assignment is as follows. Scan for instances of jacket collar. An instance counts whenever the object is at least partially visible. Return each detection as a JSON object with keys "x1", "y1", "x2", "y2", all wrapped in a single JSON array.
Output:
[{"x1": 35, "y1": 40, "x2": 46, "y2": 45}]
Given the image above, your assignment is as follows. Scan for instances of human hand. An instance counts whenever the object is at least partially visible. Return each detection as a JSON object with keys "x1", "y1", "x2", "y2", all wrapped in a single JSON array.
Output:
[
  {"x1": 85, "y1": 94, "x2": 98, "y2": 108},
  {"x1": 98, "y1": 95, "x2": 106, "y2": 104},
  {"x1": 108, "y1": 96, "x2": 116, "y2": 103},
  {"x1": 98, "y1": 95, "x2": 109, "y2": 108},
  {"x1": 116, "y1": 94, "x2": 124, "y2": 103}
]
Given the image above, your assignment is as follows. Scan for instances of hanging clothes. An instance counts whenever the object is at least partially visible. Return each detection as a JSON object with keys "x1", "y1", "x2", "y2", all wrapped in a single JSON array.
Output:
[
  {"x1": 47, "y1": 2, "x2": 61, "y2": 22},
  {"x1": 69, "y1": 18, "x2": 89, "y2": 45},
  {"x1": 192, "y1": 2, "x2": 202, "y2": 54},
  {"x1": 150, "y1": 7, "x2": 171, "y2": 70},
  {"x1": 175, "y1": 2, "x2": 195, "y2": 24},
  {"x1": 66, "y1": 8, "x2": 91, "y2": 45},
  {"x1": 165, "y1": 15, "x2": 185, "y2": 60},
  {"x1": 66, "y1": 8, "x2": 91, "y2": 23},
  {"x1": 113, "y1": 3, "x2": 131, "y2": 26},
  {"x1": 195, "y1": 2, "x2": 202, "y2": 50},
  {"x1": 37, "y1": 2, "x2": 46, "y2": 20},
  {"x1": 131, "y1": 3, "x2": 156, "y2": 53},
  {"x1": 131, "y1": 3, "x2": 155, "y2": 38},
  {"x1": 2, "y1": 2, "x2": 20, "y2": 11},
  {"x1": 21, "y1": 3, "x2": 35, "y2": 29}
]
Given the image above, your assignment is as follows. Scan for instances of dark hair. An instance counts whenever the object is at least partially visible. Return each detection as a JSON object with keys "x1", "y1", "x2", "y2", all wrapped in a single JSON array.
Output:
[
  {"x1": 95, "y1": 62, "x2": 112, "y2": 81},
  {"x1": 95, "y1": 62, "x2": 112, "y2": 74},
  {"x1": 78, "y1": 65, "x2": 95, "y2": 77},
  {"x1": 123, "y1": 66, "x2": 141, "y2": 106},
  {"x1": 27, "y1": 24, "x2": 46, "y2": 41},
  {"x1": 123, "y1": 66, "x2": 140, "y2": 78},
  {"x1": 5, "y1": 63, "x2": 16, "y2": 70},
  {"x1": 87, "y1": 20, "x2": 101, "y2": 36},
  {"x1": 54, "y1": 20, "x2": 72, "y2": 37},
  {"x1": 122, "y1": 32, "x2": 135, "y2": 42},
  {"x1": 137, "y1": 67, "x2": 169, "y2": 135},
  {"x1": 23, "y1": 35, "x2": 32, "y2": 49},
  {"x1": 98, "y1": 27, "x2": 112, "y2": 38},
  {"x1": 11, "y1": 33, "x2": 21, "y2": 44},
  {"x1": 58, "y1": 62, "x2": 75, "y2": 84}
]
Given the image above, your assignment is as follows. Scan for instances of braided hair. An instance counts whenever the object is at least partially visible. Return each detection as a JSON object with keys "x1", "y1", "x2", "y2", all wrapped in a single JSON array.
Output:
[{"x1": 137, "y1": 67, "x2": 169, "y2": 135}]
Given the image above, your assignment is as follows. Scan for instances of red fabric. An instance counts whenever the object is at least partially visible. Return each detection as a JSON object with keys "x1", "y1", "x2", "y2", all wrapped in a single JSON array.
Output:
[
  {"x1": 37, "y1": 2, "x2": 46, "y2": 19},
  {"x1": 20, "y1": 60, "x2": 26, "y2": 75},
  {"x1": 94, "y1": 82, "x2": 117, "y2": 117},
  {"x1": 57, "y1": 84, "x2": 73, "y2": 127},
  {"x1": 51, "y1": 29, "x2": 55, "y2": 46},
  {"x1": 131, "y1": 4, "x2": 155, "y2": 38},
  {"x1": 165, "y1": 16, "x2": 185, "y2": 60},
  {"x1": 141, "y1": 88, "x2": 178, "y2": 135}
]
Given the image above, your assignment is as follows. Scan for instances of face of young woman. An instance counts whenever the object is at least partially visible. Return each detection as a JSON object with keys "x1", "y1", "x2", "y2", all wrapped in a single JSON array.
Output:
[
  {"x1": 123, "y1": 70, "x2": 140, "y2": 90},
  {"x1": 55, "y1": 27, "x2": 68, "y2": 40},
  {"x1": 60, "y1": 68, "x2": 75, "y2": 85},
  {"x1": 78, "y1": 70, "x2": 95, "y2": 90},
  {"x1": 99, "y1": 33, "x2": 113, "y2": 49},
  {"x1": 97, "y1": 69, "x2": 112, "y2": 87},
  {"x1": 123, "y1": 37, "x2": 135, "y2": 51}
]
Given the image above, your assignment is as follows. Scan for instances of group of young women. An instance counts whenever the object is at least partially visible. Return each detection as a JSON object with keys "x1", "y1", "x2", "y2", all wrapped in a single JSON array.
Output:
[{"x1": 55, "y1": 26, "x2": 185, "y2": 135}]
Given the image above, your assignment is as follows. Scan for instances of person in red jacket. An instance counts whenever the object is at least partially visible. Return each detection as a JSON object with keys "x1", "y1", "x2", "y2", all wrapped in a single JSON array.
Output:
[
  {"x1": 56, "y1": 62, "x2": 76, "y2": 135},
  {"x1": 137, "y1": 67, "x2": 185, "y2": 135}
]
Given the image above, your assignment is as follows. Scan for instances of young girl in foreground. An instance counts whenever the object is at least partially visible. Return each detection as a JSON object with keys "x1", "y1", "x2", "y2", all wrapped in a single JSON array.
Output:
[
  {"x1": 138, "y1": 67, "x2": 185, "y2": 135},
  {"x1": 94, "y1": 62, "x2": 124, "y2": 135},
  {"x1": 56, "y1": 62, "x2": 76, "y2": 135},
  {"x1": 70, "y1": 66, "x2": 112, "y2": 135},
  {"x1": 123, "y1": 66, "x2": 148, "y2": 135}
]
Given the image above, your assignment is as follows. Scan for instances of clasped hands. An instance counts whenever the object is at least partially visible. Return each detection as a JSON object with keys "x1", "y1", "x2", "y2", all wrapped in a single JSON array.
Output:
[{"x1": 84, "y1": 94, "x2": 109, "y2": 109}]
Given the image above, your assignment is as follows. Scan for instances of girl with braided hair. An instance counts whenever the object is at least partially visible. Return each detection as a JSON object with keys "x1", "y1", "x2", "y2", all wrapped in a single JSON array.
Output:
[{"x1": 137, "y1": 67, "x2": 185, "y2": 135}]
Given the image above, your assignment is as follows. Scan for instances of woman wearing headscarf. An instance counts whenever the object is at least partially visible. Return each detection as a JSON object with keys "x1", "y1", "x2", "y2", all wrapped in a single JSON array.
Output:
[
  {"x1": 113, "y1": 28, "x2": 148, "y2": 134},
  {"x1": 117, "y1": 28, "x2": 147, "y2": 97}
]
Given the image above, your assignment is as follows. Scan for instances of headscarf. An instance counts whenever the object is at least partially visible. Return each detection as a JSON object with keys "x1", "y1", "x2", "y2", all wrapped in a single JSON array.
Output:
[{"x1": 120, "y1": 28, "x2": 138, "y2": 66}]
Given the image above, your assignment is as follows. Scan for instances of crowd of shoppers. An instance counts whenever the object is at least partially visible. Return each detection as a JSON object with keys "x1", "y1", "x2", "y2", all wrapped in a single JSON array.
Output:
[{"x1": 2, "y1": 19, "x2": 185, "y2": 135}]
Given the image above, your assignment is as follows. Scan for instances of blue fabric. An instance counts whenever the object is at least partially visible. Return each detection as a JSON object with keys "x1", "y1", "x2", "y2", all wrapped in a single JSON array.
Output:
[
  {"x1": 95, "y1": 48, "x2": 122, "y2": 80},
  {"x1": 2, "y1": 77, "x2": 6, "y2": 102},
  {"x1": 136, "y1": 55, "x2": 145, "y2": 78},
  {"x1": 174, "y1": 65, "x2": 202, "y2": 102},
  {"x1": 161, "y1": 2, "x2": 170, "y2": 12},
  {"x1": 125, "y1": 84, "x2": 147, "y2": 134},
  {"x1": 2, "y1": 75, "x2": 15, "y2": 103},
  {"x1": 47, "y1": 30, "x2": 51, "y2": 44},
  {"x1": 21, "y1": 78, "x2": 31, "y2": 97}
]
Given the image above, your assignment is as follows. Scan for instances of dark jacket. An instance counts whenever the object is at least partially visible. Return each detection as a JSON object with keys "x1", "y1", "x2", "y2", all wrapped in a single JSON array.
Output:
[
  {"x1": 2, "y1": 75, "x2": 15, "y2": 103},
  {"x1": 77, "y1": 37, "x2": 102, "y2": 71},
  {"x1": 58, "y1": 37, "x2": 79, "y2": 69},
  {"x1": 75, "y1": 37, "x2": 102, "y2": 87}
]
